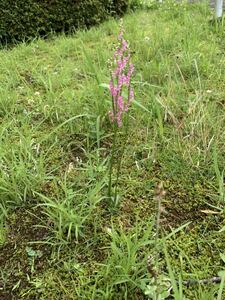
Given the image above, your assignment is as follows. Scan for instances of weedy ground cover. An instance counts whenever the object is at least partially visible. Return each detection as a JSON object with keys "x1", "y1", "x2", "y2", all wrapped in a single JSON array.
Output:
[{"x1": 0, "y1": 2, "x2": 225, "y2": 299}]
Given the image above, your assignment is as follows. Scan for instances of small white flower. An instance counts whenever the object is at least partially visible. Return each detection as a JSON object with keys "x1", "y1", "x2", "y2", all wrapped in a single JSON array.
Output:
[{"x1": 67, "y1": 162, "x2": 74, "y2": 174}]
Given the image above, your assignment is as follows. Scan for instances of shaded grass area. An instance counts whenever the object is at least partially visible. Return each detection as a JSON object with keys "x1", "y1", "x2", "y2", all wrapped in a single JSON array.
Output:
[{"x1": 0, "y1": 3, "x2": 225, "y2": 299}]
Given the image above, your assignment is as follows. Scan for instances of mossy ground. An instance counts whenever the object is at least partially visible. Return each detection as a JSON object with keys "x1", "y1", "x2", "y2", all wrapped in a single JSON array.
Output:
[{"x1": 0, "y1": 3, "x2": 225, "y2": 299}]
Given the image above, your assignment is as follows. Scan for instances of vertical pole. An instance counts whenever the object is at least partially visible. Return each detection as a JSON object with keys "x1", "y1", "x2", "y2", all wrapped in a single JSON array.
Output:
[{"x1": 215, "y1": 0, "x2": 223, "y2": 18}]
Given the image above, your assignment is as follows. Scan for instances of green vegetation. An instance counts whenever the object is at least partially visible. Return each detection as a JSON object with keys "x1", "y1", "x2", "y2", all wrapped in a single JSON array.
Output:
[
  {"x1": 0, "y1": 2, "x2": 225, "y2": 299},
  {"x1": 0, "y1": 0, "x2": 128, "y2": 43}
]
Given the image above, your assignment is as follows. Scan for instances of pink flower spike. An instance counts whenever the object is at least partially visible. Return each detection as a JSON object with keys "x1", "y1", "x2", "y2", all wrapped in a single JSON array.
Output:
[
  {"x1": 128, "y1": 63, "x2": 134, "y2": 76},
  {"x1": 109, "y1": 80, "x2": 117, "y2": 98},
  {"x1": 118, "y1": 95, "x2": 124, "y2": 111},
  {"x1": 108, "y1": 22, "x2": 134, "y2": 127}
]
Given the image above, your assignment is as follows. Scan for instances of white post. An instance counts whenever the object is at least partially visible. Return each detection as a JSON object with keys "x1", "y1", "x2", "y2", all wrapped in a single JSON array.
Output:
[{"x1": 215, "y1": 0, "x2": 223, "y2": 18}]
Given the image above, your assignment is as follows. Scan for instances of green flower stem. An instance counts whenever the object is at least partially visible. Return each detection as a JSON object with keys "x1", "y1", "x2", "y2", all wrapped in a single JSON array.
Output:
[
  {"x1": 113, "y1": 113, "x2": 130, "y2": 204},
  {"x1": 107, "y1": 120, "x2": 118, "y2": 201}
]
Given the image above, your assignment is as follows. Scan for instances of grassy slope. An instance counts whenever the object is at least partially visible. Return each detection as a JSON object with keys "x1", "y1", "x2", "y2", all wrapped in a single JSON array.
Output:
[{"x1": 0, "y1": 3, "x2": 225, "y2": 299}]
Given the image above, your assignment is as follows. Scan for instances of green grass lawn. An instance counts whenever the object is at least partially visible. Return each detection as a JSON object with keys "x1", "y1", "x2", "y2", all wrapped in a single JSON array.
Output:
[{"x1": 0, "y1": 3, "x2": 225, "y2": 299}]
